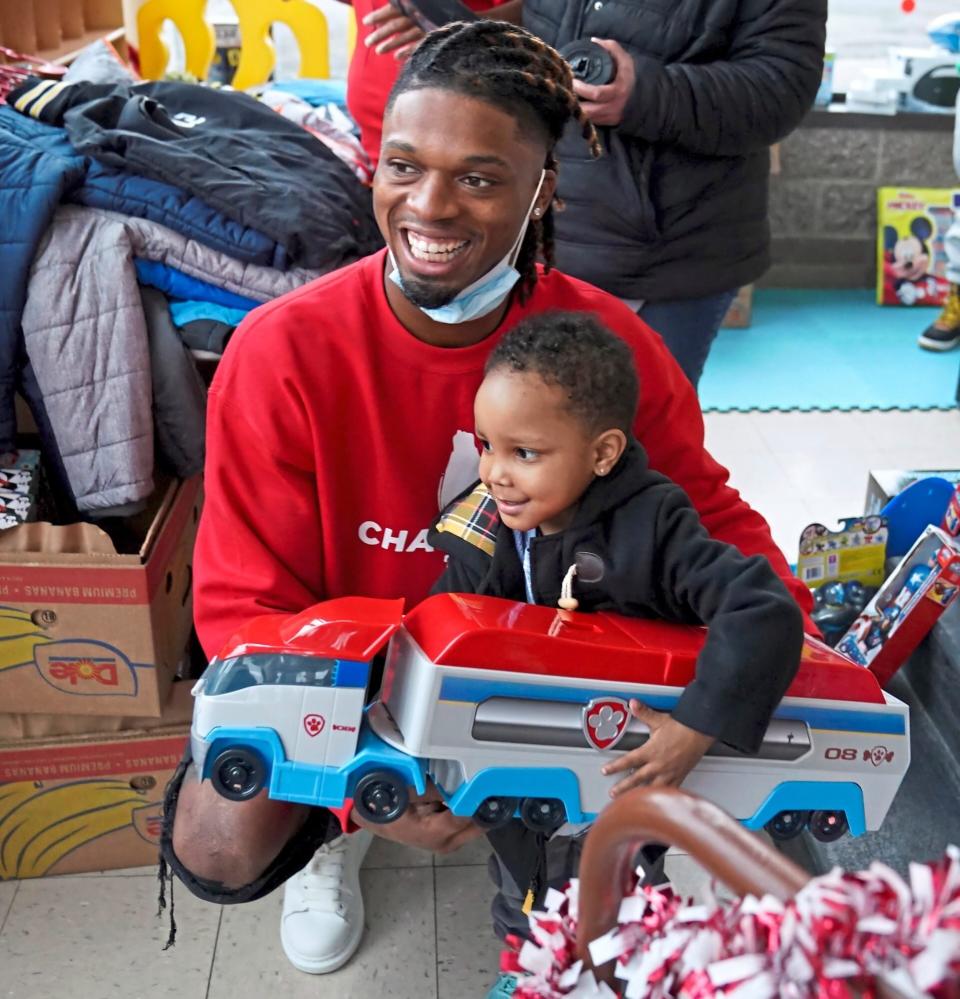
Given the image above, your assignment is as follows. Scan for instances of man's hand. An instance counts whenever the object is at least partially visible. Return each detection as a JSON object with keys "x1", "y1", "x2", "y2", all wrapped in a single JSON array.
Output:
[
  {"x1": 602, "y1": 699, "x2": 714, "y2": 797},
  {"x1": 363, "y1": 4, "x2": 425, "y2": 59},
  {"x1": 572, "y1": 38, "x2": 637, "y2": 127},
  {"x1": 350, "y1": 782, "x2": 484, "y2": 854}
]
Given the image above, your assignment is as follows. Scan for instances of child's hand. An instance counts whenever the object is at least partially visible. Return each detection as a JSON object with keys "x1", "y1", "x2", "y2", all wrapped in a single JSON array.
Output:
[{"x1": 601, "y1": 699, "x2": 714, "y2": 797}]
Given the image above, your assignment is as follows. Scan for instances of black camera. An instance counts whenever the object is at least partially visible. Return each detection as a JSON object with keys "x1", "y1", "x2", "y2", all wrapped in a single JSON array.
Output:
[{"x1": 559, "y1": 40, "x2": 617, "y2": 85}]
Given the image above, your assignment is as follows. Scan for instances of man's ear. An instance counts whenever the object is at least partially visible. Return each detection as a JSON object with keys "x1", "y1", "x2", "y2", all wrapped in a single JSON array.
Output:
[
  {"x1": 533, "y1": 169, "x2": 558, "y2": 219},
  {"x1": 592, "y1": 429, "x2": 627, "y2": 476}
]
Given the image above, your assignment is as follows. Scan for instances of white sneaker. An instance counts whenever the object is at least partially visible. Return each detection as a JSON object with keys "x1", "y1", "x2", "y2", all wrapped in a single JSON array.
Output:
[{"x1": 280, "y1": 829, "x2": 372, "y2": 974}]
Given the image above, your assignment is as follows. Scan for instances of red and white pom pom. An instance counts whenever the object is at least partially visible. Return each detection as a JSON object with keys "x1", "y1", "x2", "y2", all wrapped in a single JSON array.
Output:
[{"x1": 507, "y1": 845, "x2": 960, "y2": 998}]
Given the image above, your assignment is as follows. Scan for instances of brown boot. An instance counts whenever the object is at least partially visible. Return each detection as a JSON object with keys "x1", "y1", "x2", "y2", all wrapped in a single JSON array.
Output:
[{"x1": 918, "y1": 282, "x2": 960, "y2": 351}]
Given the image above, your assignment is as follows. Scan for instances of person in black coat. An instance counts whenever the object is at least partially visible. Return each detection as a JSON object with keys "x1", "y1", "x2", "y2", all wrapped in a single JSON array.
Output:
[
  {"x1": 518, "y1": 0, "x2": 827, "y2": 387},
  {"x1": 428, "y1": 310, "x2": 804, "y2": 946}
]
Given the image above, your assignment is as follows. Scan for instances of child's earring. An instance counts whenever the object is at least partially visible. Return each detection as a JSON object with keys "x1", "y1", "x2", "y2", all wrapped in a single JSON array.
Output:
[{"x1": 533, "y1": 208, "x2": 542, "y2": 218}]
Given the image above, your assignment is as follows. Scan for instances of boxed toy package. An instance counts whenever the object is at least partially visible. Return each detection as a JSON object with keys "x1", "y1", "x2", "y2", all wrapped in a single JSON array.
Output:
[
  {"x1": 877, "y1": 187, "x2": 960, "y2": 306},
  {"x1": 797, "y1": 517, "x2": 888, "y2": 646},
  {"x1": 836, "y1": 526, "x2": 960, "y2": 686},
  {"x1": 0, "y1": 450, "x2": 41, "y2": 529}
]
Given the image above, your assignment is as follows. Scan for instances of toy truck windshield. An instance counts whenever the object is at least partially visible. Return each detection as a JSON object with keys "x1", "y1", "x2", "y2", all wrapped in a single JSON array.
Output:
[{"x1": 202, "y1": 653, "x2": 338, "y2": 695}]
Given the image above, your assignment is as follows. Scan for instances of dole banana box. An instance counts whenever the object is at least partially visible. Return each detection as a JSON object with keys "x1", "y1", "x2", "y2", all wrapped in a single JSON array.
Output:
[
  {"x1": 0, "y1": 682, "x2": 192, "y2": 879},
  {"x1": 0, "y1": 477, "x2": 201, "y2": 717}
]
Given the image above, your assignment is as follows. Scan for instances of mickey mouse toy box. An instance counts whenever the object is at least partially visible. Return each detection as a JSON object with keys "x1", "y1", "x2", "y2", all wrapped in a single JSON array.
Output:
[{"x1": 877, "y1": 187, "x2": 960, "y2": 306}]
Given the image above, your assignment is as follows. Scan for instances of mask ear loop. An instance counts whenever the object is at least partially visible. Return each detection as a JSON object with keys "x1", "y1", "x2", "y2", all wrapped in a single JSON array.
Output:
[{"x1": 507, "y1": 169, "x2": 547, "y2": 268}]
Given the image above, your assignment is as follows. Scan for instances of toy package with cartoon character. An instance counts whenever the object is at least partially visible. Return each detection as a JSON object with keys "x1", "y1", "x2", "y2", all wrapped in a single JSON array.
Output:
[
  {"x1": 836, "y1": 526, "x2": 960, "y2": 686},
  {"x1": 877, "y1": 187, "x2": 960, "y2": 306},
  {"x1": 0, "y1": 450, "x2": 41, "y2": 530},
  {"x1": 797, "y1": 517, "x2": 888, "y2": 646}
]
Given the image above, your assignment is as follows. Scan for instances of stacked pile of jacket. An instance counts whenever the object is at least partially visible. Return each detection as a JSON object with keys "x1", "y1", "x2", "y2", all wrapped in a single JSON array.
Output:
[{"x1": 0, "y1": 76, "x2": 382, "y2": 519}]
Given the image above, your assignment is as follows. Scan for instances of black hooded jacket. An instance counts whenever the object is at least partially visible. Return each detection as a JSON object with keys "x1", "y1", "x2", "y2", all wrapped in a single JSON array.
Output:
[
  {"x1": 524, "y1": 0, "x2": 827, "y2": 301},
  {"x1": 429, "y1": 442, "x2": 804, "y2": 754}
]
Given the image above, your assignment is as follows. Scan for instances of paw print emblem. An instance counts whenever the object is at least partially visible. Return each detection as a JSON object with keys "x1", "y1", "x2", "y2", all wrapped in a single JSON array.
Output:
[
  {"x1": 303, "y1": 714, "x2": 326, "y2": 738},
  {"x1": 581, "y1": 697, "x2": 630, "y2": 751}
]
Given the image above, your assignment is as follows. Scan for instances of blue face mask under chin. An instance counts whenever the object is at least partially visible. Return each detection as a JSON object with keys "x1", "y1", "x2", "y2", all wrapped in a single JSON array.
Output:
[{"x1": 388, "y1": 170, "x2": 546, "y2": 326}]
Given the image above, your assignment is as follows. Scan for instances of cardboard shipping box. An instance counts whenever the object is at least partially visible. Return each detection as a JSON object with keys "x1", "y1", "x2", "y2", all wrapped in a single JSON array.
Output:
[
  {"x1": 0, "y1": 681, "x2": 193, "y2": 880},
  {"x1": 0, "y1": 476, "x2": 201, "y2": 717}
]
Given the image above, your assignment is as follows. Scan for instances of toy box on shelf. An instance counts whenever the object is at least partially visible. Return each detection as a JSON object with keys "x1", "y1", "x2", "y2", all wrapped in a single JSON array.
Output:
[
  {"x1": 836, "y1": 526, "x2": 960, "y2": 687},
  {"x1": 865, "y1": 468, "x2": 960, "y2": 514},
  {"x1": 797, "y1": 518, "x2": 888, "y2": 645},
  {"x1": 877, "y1": 187, "x2": 960, "y2": 306}
]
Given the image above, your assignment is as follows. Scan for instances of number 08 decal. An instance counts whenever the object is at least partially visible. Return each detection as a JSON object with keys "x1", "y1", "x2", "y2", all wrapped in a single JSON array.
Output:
[{"x1": 824, "y1": 747, "x2": 858, "y2": 761}]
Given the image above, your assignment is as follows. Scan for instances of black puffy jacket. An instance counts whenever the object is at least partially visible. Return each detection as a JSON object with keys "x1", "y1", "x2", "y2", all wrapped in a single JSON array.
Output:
[{"x1": 524, "y1": 0, "x2": 826, "y2": 300}]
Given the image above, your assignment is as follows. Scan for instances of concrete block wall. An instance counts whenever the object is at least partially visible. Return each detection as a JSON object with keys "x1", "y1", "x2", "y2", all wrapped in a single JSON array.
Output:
[{"x1": 764, "y1": 113, "x2": 957, "y2": 289}]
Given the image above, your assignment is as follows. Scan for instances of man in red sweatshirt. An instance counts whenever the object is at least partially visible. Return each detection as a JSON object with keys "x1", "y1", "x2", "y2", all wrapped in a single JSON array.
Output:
[{"x1": 163, "y1": 19, "x2": 814, "y2": 984}]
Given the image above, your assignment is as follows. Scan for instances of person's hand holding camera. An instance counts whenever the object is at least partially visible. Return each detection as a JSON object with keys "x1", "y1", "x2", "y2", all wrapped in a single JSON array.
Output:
[
  {"x1": 573, "y1": 38, "x2": 636, "y2": 127},
  {"x1": 363, "y1": 3, "x2": 425, "y2": 59}
]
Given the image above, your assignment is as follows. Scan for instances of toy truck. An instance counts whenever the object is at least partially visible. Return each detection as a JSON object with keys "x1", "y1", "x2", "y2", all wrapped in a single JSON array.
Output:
[{"x1": 190, "y1": 593, "x2": 910, "y2": 842}]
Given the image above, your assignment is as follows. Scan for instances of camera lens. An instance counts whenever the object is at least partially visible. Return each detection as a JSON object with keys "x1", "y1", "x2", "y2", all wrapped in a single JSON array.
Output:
[{"x1": 558, "y1": 40, "x2": 617, "y2": 86}]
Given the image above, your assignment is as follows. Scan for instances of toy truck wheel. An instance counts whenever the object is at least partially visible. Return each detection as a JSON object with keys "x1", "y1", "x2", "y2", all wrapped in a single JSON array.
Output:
[
  {"x1": 519, "y1": 797, "x2": 566, "y2": 834},
  {"x1": 764, "y1": 810, "x2": 809, "y2": 842},
  {"x1": 473, "y1": 796, "x2": 518, "y2": 829},
  {"x1": 211, "y1": 747, "x2": 267, "y2": 802},
  {"x1": 354, "y1": 770, "x2": 410, "y2": 824},
  {"x1": 808, "y1": 809, "x2": 848, "y2": 842}
]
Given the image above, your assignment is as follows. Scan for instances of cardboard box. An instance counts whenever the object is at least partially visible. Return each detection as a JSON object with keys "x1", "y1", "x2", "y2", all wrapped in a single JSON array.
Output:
[
  {"x1": 0, "y1": 476, "x2": 201, "y2": 717},
  {"x1": 0, "y1": 681, "x2": 192, "y2": 880},
  {"x1": 865, "y1": 468, "x2": 960, "y2": 514},
  {"x1": 836, "y1": 526, "x2": 960, "y2": 687},
  {"x1": 721, "y1": 284, "x2": 753, "y2": 328},
  {"x1": 877, "y1": 187, "x2": 960, "y2": 306}
]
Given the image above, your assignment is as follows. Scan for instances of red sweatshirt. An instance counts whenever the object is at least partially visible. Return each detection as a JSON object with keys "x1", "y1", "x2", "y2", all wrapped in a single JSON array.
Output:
[
  {"x1": 195, "y1": 249, "x2": 813, "y2": 657},
  {"x1": 347, "y1": 0, "x2": 506, "y2": 165}
]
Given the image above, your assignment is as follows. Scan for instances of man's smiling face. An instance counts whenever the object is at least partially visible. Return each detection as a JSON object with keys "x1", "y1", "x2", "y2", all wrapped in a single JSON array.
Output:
[{"x1": 373, "y1": 87, "x2": 554, "y2": 310}]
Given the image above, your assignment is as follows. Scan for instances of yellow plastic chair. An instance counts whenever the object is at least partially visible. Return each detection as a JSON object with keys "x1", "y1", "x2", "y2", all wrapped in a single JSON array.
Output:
[
  {"x1": 136, "y1": 0, "x2": 215, "y2": 82},
  {"x1": 231, "y1": 0, "x2": 330, "y2": 89},
  {"x1": 136, "y1": 0, "x2": 332, "y2": 88}
]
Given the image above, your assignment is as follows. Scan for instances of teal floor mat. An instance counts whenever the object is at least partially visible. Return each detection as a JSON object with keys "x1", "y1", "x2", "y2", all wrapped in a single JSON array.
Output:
[{"x1": 699, "y1": 289, "x2": 959, "y2": 412}]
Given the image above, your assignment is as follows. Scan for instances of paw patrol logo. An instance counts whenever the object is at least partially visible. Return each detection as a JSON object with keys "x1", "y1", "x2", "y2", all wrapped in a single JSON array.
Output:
[
  {"x1": 303, "y1": 714, "x2": 326, "y2": 738},
  {"x1": 582, "y1": 697, "x2": 630, "y2": 751},
  {"x1": 864, "y1": 746, "x2": 895, "y2": 767}
]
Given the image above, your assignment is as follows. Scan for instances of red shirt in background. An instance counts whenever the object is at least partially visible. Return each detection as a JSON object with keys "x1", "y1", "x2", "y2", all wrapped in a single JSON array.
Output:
[
  {"x1": 347, "y1": 0, "x2": 506, "y2": 165},
  {"x1": 195, "y1": 249, "x2": 814, "y2": 657}
]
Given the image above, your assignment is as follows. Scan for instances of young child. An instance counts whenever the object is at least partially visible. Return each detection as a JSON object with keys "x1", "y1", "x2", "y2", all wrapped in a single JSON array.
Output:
[{"x1": 427, "y1": 310, "x2": 805, "y2": 944}]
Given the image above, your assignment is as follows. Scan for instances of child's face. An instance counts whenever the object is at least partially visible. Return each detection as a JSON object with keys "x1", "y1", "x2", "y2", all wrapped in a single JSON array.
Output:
[{"x1": 474, "y1": 368, "x2": 615, "y2": 535}]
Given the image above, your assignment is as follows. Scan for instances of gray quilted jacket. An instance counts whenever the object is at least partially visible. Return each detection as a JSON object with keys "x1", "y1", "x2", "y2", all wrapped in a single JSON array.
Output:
[{"x1": 22, "y1": 205, "x2": 320, "y2": 515}]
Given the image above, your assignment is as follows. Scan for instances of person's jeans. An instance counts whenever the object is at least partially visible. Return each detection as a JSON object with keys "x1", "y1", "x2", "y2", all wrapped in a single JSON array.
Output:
[{"x1": 636, "y1": 289, "x2": 738, "y2": 389}]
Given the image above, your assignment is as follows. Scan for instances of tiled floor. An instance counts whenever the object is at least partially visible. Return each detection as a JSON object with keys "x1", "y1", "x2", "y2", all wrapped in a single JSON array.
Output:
[{"x1": 2, "y1": 407, "x2": 959, "y2": 999}]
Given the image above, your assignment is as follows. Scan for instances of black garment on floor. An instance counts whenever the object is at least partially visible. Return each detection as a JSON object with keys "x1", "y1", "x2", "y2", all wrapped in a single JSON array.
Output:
[{"x1": 9, "y1": 78, "x2": 383, "y2": 271}]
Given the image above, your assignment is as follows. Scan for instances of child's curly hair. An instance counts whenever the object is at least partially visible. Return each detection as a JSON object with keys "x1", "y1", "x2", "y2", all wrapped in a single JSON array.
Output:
[{"x1": 486, "y1": 311, "x2": 638, "y2": 434}]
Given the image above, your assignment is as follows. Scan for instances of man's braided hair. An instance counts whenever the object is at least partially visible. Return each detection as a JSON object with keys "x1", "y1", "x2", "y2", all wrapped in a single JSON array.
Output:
[{"x1": 386, "y1": 20, "x2": 601, "y2": 301}]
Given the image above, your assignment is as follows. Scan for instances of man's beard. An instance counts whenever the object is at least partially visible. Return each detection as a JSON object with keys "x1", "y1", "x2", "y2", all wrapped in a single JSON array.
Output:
[{"x1": 400, "y1": 273, "x2": 460, "y2": 310}]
